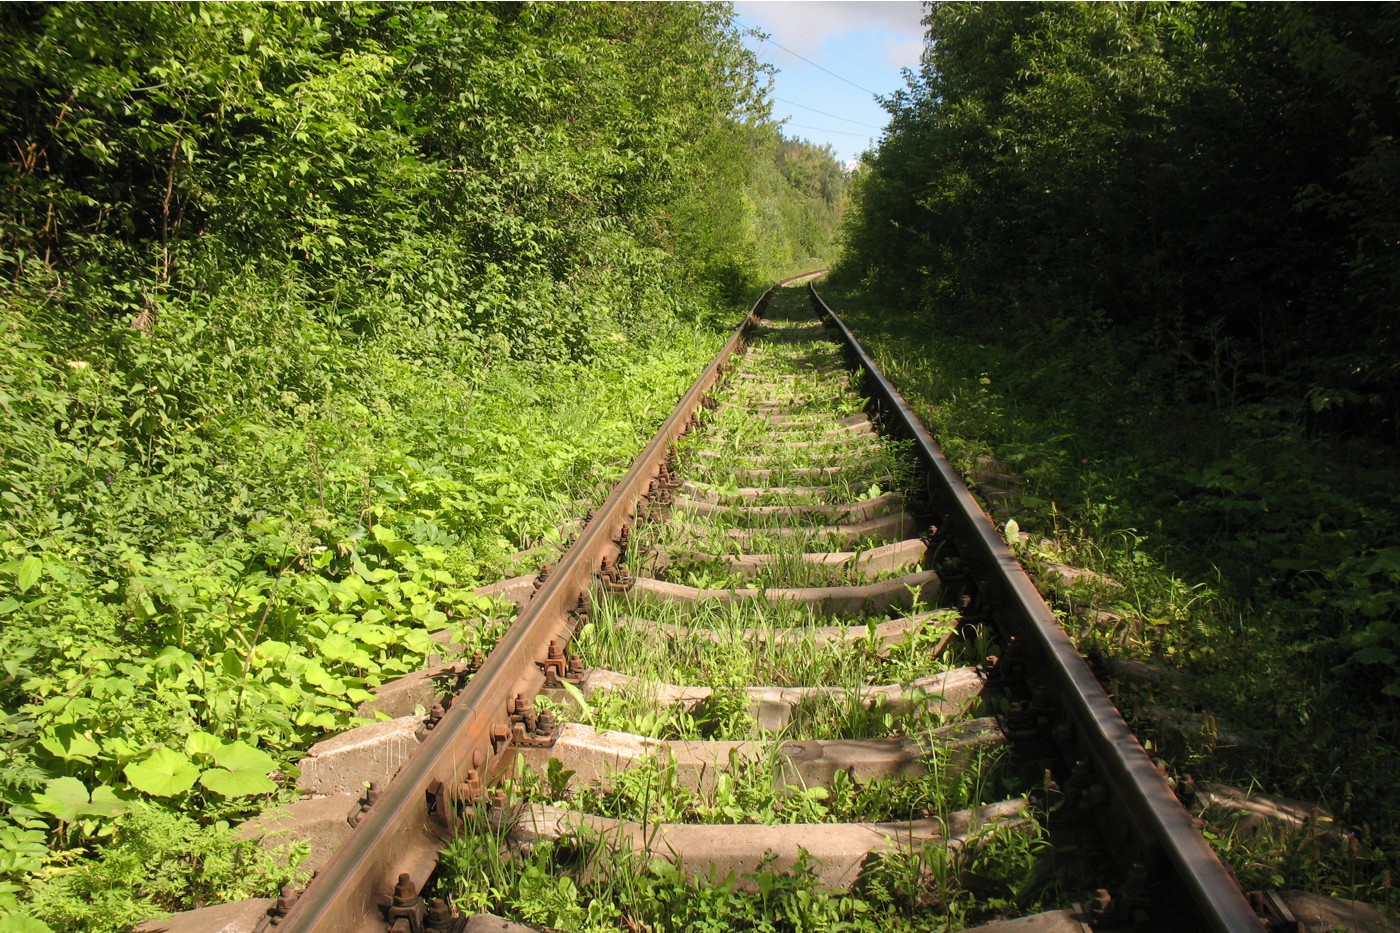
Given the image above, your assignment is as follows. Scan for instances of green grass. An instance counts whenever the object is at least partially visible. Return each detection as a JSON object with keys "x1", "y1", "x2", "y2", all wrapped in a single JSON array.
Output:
[
  {"x1": 507, "y1": 739, "x2": 1010, "y2": 828},
  {"x1": 439, "y1": 819, "x2": 1051, "y2": 933},
  {"x1": 821, "y1": 281, "x2": 1400, "y2": 914},
  {"x1": 434, "y1": 288, "x2": 1063, "y2": 931},
  {"x1": 0, "y1": 299, "x2": 729, "y2": 931},
  {"x1": 578, "y1": 594, "x2": 964, "y2": 690}
]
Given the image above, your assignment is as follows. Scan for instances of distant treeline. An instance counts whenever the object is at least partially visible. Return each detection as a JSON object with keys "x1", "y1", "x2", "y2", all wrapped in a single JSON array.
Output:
[{"x1": 1, "y1": 1, "x2": 843, "y2": 362}]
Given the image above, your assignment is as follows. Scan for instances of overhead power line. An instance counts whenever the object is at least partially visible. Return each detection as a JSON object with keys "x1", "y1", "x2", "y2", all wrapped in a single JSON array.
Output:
[
  {"x1": 761, "y1": 38, "x2": 882, "y2": 96},
  {"x1": 783, "y1": 122, "x2": 878, "y2": 139},
  {"x1": 775, "y1": 97, "x2": 885, "y2": 130}
]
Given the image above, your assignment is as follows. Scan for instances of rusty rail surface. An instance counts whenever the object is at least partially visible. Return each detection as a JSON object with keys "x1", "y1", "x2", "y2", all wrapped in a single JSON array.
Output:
[
  {"x1": 276, "y1": 285, "x2": 781, "y2": 932},
  {"x1": 273, "y1": 275, "x2": 1264, "y2": 932},
  {"x1": 809, "y1": 284, "x2": 1262, "y2": 932}
]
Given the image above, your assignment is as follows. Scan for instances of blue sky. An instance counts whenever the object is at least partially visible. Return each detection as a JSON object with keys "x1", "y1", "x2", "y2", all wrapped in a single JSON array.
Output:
[{"x1": 732, "y1": 1, "x2": 928, "y2": 165}]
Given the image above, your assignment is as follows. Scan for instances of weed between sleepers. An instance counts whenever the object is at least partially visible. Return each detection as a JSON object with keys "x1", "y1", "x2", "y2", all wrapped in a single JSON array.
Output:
[
  {"x1": 545, "y1": 678, "x2": 984, "y2": 743},
  {"x1": 651, "y1": 552, "x2": 919, "y2": 591},
  {"x1": 505, "y1": 734, "x2": 1013, "y2": 828},
  {"x1": 577, "y1": 593, "x2": 970, "y2": 689},
  {"x1": 634, "y1": 505, "x2": 916, "y2": 558},
  {"x1": 680, "y1": 473, "x2": 899, "y2": 507},
  {"x1": 438, "y1": 809, "x2": 1053, "y2": 933},
  {"x1": 433, "y1": 289, "x2": 1061, "y2": 929},
  {"x1": 629, "y1": 512, "x2": 922, "y2": 590}
]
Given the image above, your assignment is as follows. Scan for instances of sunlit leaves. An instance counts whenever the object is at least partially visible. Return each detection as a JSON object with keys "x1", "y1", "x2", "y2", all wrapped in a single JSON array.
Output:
[
  {"x1": 124, "y1": 749, "x2": 201, "y2": 798},
  {"x1": 16, "y1": 557, "x2": 42, "y2": 593},
  {"x1": 123, "y1": 740, "x2": 277, "y2": 798},
  {"x1": 0, "y1": 2, "x2": 814, "y2": 924},
  {"x1": 31, "y1": 778, "x2": 127, "y2": 823},
  {"x1": 197, "y1": 741, "x2": 277, "y2": 797}
]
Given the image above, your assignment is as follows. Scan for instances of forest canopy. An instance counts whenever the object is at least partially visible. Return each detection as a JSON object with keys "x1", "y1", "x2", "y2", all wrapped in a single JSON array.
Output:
[{"x1": 841, "y1": 2, "x2": 1400, "y2": 437}]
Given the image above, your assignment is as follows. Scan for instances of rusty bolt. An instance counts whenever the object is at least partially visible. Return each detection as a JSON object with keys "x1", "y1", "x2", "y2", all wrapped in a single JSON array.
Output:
[
  {"x1": 489, "y1": 723, "x2": 510, "y2": 753},
  {"x1": 424, "y1": 898, "x2": 458, "y2": 933},
  {"x1": 274, "y1": 884, "x2": 299, "y2": 914},
  {"x1": 349, "y1": 781, "x2": 381, "y2": 826},
  {"x1": 458, "y1": 769, "x2": 482, "y2": 805},
  {"x1": 384, "y1": 872, "x2": 426, "y2": 933}
]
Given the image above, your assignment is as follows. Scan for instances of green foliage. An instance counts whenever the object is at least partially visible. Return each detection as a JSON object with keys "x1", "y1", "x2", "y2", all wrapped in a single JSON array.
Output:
[
  {"x1": 442, "y1": 812, "x2": 1047, "y2": 932},
  {"x1": 0, "y1": 1, "x2": 845, "y2": 925},
  {"x1": 21, "y1": 803, "x2": 303, "y2": 933},
  {"x1": 841, "y1": 3, "x2": 1400, "y2": 451},
  {"x1": 834, "y1": 9, "x2": 1400, "y2": 898},
  {"x1": 824, "y1": 282, "x2": 1400, "y2": 908}
]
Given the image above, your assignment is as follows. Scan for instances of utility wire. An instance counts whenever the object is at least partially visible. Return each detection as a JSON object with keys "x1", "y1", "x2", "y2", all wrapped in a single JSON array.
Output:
[
  {"x1": 783, "y1": 122, "x2": 878, "y2": 139},
  {"x1": 761, "y1": 38, "x2": 882, "y2": 96},
  {"x1": 775, "y1": 97, "x2": 886, "y2": 130}
]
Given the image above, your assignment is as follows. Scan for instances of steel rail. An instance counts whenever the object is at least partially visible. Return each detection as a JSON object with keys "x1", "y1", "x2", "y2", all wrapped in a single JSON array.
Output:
[
  {"x1": 276, "y1": 285, "x2": 780, "y2": 932},
  {"x1": 809, "y1": 284, "x2": 1262, "y2": 932}
]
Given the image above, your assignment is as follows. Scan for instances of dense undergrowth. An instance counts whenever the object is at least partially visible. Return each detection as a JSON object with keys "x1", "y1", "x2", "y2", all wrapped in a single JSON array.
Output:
[
  {"x1": 0, "y1": 3, "x2": 847, "y2": 930},
  {"x1": 825, "y1": 284, "x2": 1400, "y2": 911},
  {"x1": 833, "y1": 0, "x2": 1400, "y2": 916}
]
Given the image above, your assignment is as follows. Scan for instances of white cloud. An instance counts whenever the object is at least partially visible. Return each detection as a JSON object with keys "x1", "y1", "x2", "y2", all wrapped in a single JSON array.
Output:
[
  {"x1": 737, "y1": 1, "x2": 926, "y2": 67},
  {"x1": 882, "y1": 33, "x2": 925, "y2": 69}
]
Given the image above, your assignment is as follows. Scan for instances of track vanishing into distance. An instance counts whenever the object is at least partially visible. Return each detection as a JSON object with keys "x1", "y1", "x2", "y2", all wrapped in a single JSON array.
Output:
[{"x1": 150, "y1": 280, "x2": 1390, "y2": 933}]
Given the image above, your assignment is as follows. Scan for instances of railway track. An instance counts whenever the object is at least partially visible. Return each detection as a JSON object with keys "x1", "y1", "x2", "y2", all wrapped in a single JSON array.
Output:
[{"x1": 150, "y1": 280, "x2": 1388, "y2": 933}]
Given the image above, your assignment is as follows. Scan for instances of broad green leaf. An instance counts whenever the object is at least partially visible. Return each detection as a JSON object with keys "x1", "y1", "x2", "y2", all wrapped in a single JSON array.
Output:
[
  {"x1": 0, "y1": 912, "x2": 54, "y2": 933},
  {"x1": 198, "y1": 767, "x2": 276, "y2": 797},
  {"x1": 102, "y1": 736, "x2": 144, "y2": 761},
  {"x1": 185, "y1": 731, "x2": 223, "y2": 758},
  {"x1": 255, "y1": 640, "x2": 293, "y2": 663},
  {"x1": 212, "y1": 740, "x2": 275, "y2": 775},
  {"x1": 16, "y1": 556, "x2": 41, "y2": 593},
  {"x1": 220, "y1": 648, "x2": 245, "y2": 678},
  {"x1": 85, "y1": 785, "x2": 127, "y2": 818},
  {"x1": 125, "y1": 748, "x2": 201, "y2": 797},
  {"x1": 320, "y1": 632, "x2": 360, "y2": 662},
  {"x1": 31, "y1": 777, "x2": 91, "y2": 823},
  {"x1": 198, "y1": 741, "x2": 277, "y2": 796},
  {"x1": 31, "y1": 776, "x2": 125, "y2": 823},
  {"x1": 38, "y1": 724, "x2": 101, "y2": 762},
  {"x1": 303, "y1": 663, "x2": 347, "y2": 695}
]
